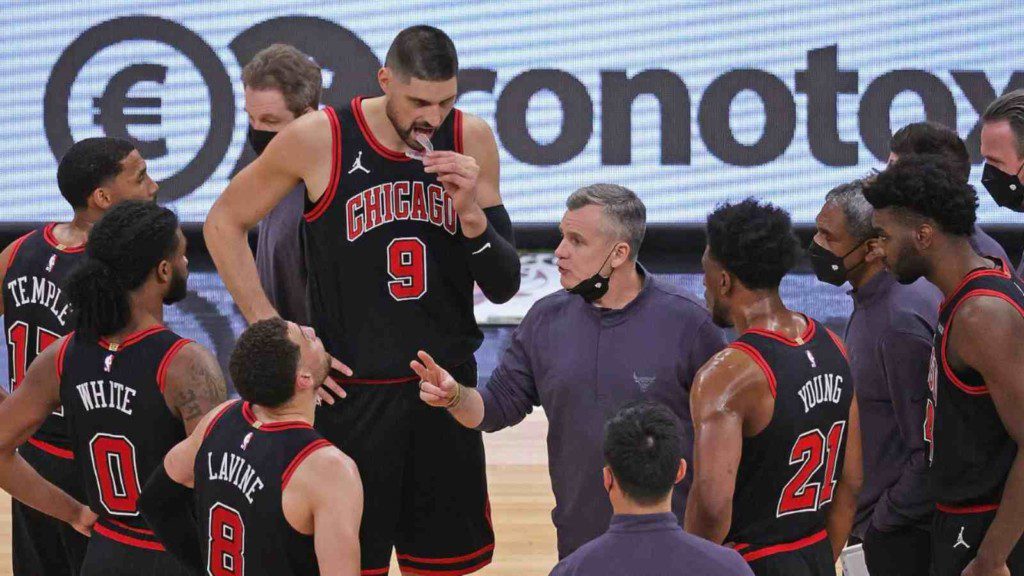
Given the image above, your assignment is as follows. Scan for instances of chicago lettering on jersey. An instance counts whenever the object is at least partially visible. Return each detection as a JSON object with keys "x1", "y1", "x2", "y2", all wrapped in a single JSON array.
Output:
[
  {"x1": 796, "y1": 373, "x2": 844, "y2": 413},
  {"x1": 75, "y1": 380, "x2": 135, "y2": 415},
  {"x1": 206, "y1": 451, "x2": 266, "y2": 504},
  {"x1": 5, "y1": 275, "x2": 72, "y2": 326},
  {"x1": 346, "y1": 181, "x2": 458, "y2": 241}
]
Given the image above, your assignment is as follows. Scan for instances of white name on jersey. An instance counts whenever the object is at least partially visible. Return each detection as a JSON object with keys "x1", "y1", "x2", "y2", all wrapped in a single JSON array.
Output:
[
  {"x1": 6, "y1": 275, "x2": 71, "y2": 326},
  {"x1": 797, "y1": 373, "x2": 844, "y2": 413},
  {"x1": 75, "y1": 380, "x2": 135, "y2": 415},
  {"x1": 207, "y1": 452, "x2": 265, "y2": 504}
]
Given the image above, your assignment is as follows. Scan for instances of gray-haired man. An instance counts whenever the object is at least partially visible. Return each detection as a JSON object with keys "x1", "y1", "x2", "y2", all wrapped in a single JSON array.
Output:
[
  {"x1": 809, "y1": 181, "x2": 939, "y2": 576},
  {"x1": 411, "y1": 184, "x2": 728, "y2": 558}
]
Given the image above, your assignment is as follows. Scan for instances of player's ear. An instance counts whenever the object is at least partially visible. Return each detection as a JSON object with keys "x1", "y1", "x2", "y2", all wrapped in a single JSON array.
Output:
[
  {"x1": 378, "y1": 67, "x2": 391, "y2": 94},
  {"x1": 914, "y1": 221, "x2": 935, "y2": 250},
  {"x1": 156, "y1": 259, "x2": 173, "y2": 284},
  {"x1": 89, "y1": 187, "x2": 113, "y2": 211},
  {"x1": 602, "y1": 466, "x2": 613, "y2": 494},
  {"x1": 719, "y1": 269, "x2": 733, "y2": 297},
  {"x1": 864, "y1": 238, "x2": 883, "y2": 263},
  {"x1": 675, "y1": 459, "x2": 687, "y2": 484}
]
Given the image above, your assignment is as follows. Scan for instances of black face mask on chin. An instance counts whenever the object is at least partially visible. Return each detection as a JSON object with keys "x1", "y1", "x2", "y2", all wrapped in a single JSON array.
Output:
[
  {"x1": 982, "y1": 161, "x2": 1024, "y2": 212},
  {"x1": 567, "y1": 247, "x2": 617, "y2": 303},
  {"x1": 247, "y1": 125, "x2": 277, "y2": 156}
]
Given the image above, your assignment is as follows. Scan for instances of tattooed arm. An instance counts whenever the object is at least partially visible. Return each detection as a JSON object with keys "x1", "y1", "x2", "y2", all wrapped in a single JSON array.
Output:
[{"x1": 161, "y1": 342, "x2": 228, "y2": 434}]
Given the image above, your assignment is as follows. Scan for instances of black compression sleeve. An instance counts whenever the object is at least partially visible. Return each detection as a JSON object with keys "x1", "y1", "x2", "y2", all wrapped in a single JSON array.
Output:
[
  {"x1": 462, "y1": 205, "x2": 520, "y2": 304},
  {"x1": 138, "y1": 465, "x2": 203, "y2": 574}
]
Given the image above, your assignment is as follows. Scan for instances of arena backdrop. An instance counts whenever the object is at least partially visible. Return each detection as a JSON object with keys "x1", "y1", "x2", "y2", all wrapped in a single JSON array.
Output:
[{"x1": 2, "y1": 0, "x2": 1023, "y2": 226}]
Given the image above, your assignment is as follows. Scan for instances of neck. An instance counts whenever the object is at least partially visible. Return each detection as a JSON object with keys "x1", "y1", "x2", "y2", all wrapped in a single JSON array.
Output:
[
  {"x1": 251, "y1": 392, "x2": 316, "y2": 426},
  {"x1": 52, "y1": 210, "x2": 102, "y2": 246},
  {"x1": 593, "y1": 262, "x2": 643, "y2": 309},
  {"x1": 730, "y1": 290, "x2": 793, "y2": 334},
  {"x1": 848, "y1": 260, "x2": 885, "y2": 290},
  {"x1": 107, "y1": 290, "x2": 166, "y2": 340},
  {"x1": 361, "y1": 96, "x2": 410, "y2": 152},
  {"x1": 926, "y1": 238, "x2": 993, "y2": 298},
  {"x1": 612, "y1": 493, "x2": 673, "y2": 516}
]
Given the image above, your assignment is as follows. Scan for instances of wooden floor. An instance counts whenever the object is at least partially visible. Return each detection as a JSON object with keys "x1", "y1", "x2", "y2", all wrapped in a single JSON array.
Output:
[{"x1": 0, "y1": 410, "x2": 560, "y2": 576}]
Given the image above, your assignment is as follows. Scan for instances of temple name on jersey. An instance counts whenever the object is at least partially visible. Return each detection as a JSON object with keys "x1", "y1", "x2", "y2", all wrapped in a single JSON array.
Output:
[
  {"x1": 75, "y1": 380, "x2": 135, "y2": 416},
  {"x1": 6, "y1": 275, "x2": 71, "y2": 326},
  {"x1": 797, "y1": 373, "x2": 845, "y2": 413},
  {"x1": 346, "y1": 180, "x2": 458, "y2": 241},
  {"x1": 206, "y1": 451, "x2": 266, "y2": 504}
]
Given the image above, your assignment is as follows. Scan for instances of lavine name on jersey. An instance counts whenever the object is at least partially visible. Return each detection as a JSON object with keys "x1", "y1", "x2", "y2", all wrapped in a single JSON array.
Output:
[
  {"x1": 6, "y1": 275, "x2": 72, "y2": 326},
  {"x1": 206, "y1": 451, "x2": 265, "y2": 504},
  {"x1": 797, "y1": 373, "x2": 845, "y2": 413},
  {"x1": 75, "y1": 380, "x2": 135, "y2": 415},
  {"x1": 346, "y1": 181, "x2": 458, "y2": 241}
]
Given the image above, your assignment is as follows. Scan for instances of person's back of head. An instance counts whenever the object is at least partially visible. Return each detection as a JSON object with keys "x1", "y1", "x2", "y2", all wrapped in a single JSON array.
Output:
[
  {"x1": 705, "y1": 198, "x2": 801, "y2": 292},
  {"x1": 230, "y1": 318, "x2": 301, "y2": 408},
  {"x1": 864, "y1": 154, "x2": 978, "y2": 238},
  {"x1": 65, "y1": 200, "x2": 183, "y2": 338},
  {"x1": 890, "y1": 121, "x2": 971, "y2": 183},
  {"x1": 603, "y1": 401, "x2": 685, "y2": 508},
  {"x1": 385, "y1": 25, "x2": 458, "y2": 81},
  {"x1": 56, "y1": 137, "x2": 138, "y2": 210}
]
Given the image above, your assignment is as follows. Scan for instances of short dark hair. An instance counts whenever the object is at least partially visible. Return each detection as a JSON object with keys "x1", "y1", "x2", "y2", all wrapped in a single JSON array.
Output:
[
  {"x1": 230, "y1": 318, "x2": 300, "y2": 408},
  {"x1": 862, "y1": 155, "x2": 978, "y2": 236},
  {"x1": 65, "y1": 201, "x2": 179, "y2": 337},
  {"x1": 385, "y1": 25, "x2": 458, "y2": 81},
  {"x1": 982, "y1": 89, "x2": 1024, "y2": 158},
  {"x1": 241, "y1": 43, "x2": 322, "y2": 117},
  {"x1": 604, "y1": 402, "x2": 683, "y2": 506},
  {"x1": 890, "y1": 121, "x2": 970, "y2": 183},
  {"x1": 705, "y1": 198, "x2": 801, "y2": 290},
  {"x1": 56, "y1": 137, "x2": 136, "y2": 209}
]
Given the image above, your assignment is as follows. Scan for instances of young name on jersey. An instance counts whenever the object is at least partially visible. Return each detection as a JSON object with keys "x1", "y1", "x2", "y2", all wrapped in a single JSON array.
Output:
[
  {"x1": 6, "y1": 275, "x2": 71, "y2": 326},
  {"x1": 74, "y1": 380, "x2": 136, "y2": 415},
  {"x1": 346, "y1": 181, "x2": 458, "y2": 241},
  {"x1": 206, "y1": 451, "x2": 266, "y2": 504},
  {"x1": 796, "y1": 373, "x2": 845, "y2": 413}
]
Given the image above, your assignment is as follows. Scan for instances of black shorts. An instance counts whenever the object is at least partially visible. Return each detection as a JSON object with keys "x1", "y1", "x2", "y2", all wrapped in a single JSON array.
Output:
[
  {"x1": 316, "y1": 357, "x2": 494, "y2": 575},
  {"x1": 12, "y1": 440, "x2": 88, "y2": 576},
  {"x1": 743, "y1": 534, "x2": 834, "y2": 576},
  {"x1": 932, "y1": 508, "x2": 1024, "y2": 576},
  {"x1": 79, "y1": 530, "x2": 193, "y2": 576}
]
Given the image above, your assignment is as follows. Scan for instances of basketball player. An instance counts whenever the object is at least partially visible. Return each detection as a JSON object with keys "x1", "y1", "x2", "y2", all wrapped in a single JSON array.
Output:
[
  {"x1": 0, "y1": 136, "x2": 157, "y2": 576},
  {"x1": 0, "y1": 201, "x2": 228, "y2": 575},
  {"x1": 205, "y1": 25, "x2": 519, "y2": 574},
  {"x1": 685, "y1": 199, "x2": 863, "y2": 576},
  {"x1": 864, "y1": 156, "x2": 1024, "y2": 576},
  {"x1": 140, "y1": 318, "x2": 363, "y2": 576}
]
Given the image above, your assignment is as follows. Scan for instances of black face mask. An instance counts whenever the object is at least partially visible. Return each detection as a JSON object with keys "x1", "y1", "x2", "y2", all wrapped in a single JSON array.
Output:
[
  {"x1": 567, "y1": 247, "x2": 616, "y2": 303},
  {"x1": 982, "y1": 161, "x2": 1024, "y2": 212},
  {"x1": 247, "y1": 125, "x2": 277, "y2": 156},
  {"x1": 808, "y1": 240, "x2": 867, "y2": 286}
]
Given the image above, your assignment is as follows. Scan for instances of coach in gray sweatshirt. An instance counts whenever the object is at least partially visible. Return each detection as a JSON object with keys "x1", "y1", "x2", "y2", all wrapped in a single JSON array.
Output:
[
  {"x1": 412, "y1": 184, "x2": 727, "y2": 558},
  {"x1": 810, "y1": 180, "x2": 938, "y2": 576}
]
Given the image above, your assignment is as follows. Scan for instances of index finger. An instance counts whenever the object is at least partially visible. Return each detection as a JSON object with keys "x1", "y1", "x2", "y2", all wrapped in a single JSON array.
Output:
[{"x1": 416, "y1": 350, "x2": 439, "y2": 371}]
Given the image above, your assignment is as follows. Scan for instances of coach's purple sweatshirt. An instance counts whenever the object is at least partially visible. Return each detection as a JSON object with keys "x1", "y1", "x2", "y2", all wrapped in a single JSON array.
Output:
[
  {"x1": 843, "y1": 271, "x2": 940, "y2": 539},
  {"x1": 548, "y1": 513, "x2": 754, "y2": 576},
  {"x1": 476, "y1": 267, "x2": 727, "y2": 558}
]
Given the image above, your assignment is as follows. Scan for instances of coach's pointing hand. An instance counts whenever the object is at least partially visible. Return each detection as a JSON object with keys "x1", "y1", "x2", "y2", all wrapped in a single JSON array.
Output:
[{"x1": 411, "y1": 351, "x2": 460, "y2": 408}]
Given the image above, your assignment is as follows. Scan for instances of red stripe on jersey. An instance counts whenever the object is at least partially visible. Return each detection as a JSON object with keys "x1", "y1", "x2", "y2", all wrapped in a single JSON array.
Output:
[
  {"x1": 27, "y1": 437, "x2": 73, "y2": 459},
  {"x1": 107, "y1": 518, "x2": 156, "y2": 535},
  {"x1": 940, "y1": 260, "x2": 1012, "y2": 313},
  {"x1": 361, "y1": 569, "x2": 390, "y2": 576},
  {"x1": 4, "y1": 229, "x2": 37, "y2": 277},
  {"x1": 304, "y1": 107, "x2": 343, "y2": 223},
  {"x1": 940, "y1": 289, "x2": 1024, "y2": 396},
  {"x1": 55, "y1": 333, "x2": 73, "y2": 380},
  {"x1": 397, "y1": 543, "x2": 495, "y2": 565},
  {"x1": 729, "y1": 342, "x2": 778, "y2": 398},
  {"x1": 281, "y1": 438, "x2": 333, "y2": 490},
  {"x1": 454, "y1": 109, "x2": 464, "y2": 154},
  {"x1": 825, "y1": 328, "x2": 848, "y2": 361},
  {"x1": 241, "y1": 402, "x2": 313, "y2": 432},
  {"x1": 203, "y1": 400, "x2": 240, "y2": 441},
  {"x1": 156, "y1": 339, "x2": 192, "y2": 393},
  {"x1": 94, "y1": 522, "x2": 166, "y2": 551},
  {"x1": 43, "y1": 223, "x2": 86, "y2": 253},
  {"x1": 341, "y1": 374, "x2": 419, "y2": 385},
  {"x1": 733, "y1": 529, "x2": 827, "y2": 563},
  {"x1": 98, "y1": 325, "x2": 166, "y2": 351},
  {"x1": 352, "y1": 96, "x2": 411, "y2": 162},
  {"x1": 745, "y1": 316, "x2": 816, "y2": 347},
  {"x1": 937, "y1": 502, "x2": 999, "y2": 514},
  {"x1": 398, "y1": 559, "x2": 493, "y2": 576}
]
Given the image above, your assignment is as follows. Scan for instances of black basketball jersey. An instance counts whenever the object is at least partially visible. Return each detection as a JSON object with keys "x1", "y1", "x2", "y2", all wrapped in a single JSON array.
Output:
[
  {"x1": 725, "y1": 316, "x2": 854, "y2": 550},
  {"x1": 195, "y1": 401, "x2": 330, "y2": 576},
  {"x1": 59, "y1": 326, "x2": 189, "y2": 550},
  {"x1": 302, "y1": 97, "x2": 482, "y2": 380},
  {"x1": 927, "y1": 257, "x2": 1023, "y2": 510},
  {"x1": 3, "y1": 223, "x2": 85, "y2": 456}
]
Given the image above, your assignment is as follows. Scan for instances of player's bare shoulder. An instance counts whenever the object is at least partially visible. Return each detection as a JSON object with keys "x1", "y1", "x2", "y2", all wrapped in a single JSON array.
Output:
[
  {"x1": 693, "y1": 346, "x2": 766, "y2": 405},
  {"x1": 161, "y1": 342, "x2": 228, "y2": 433}
]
